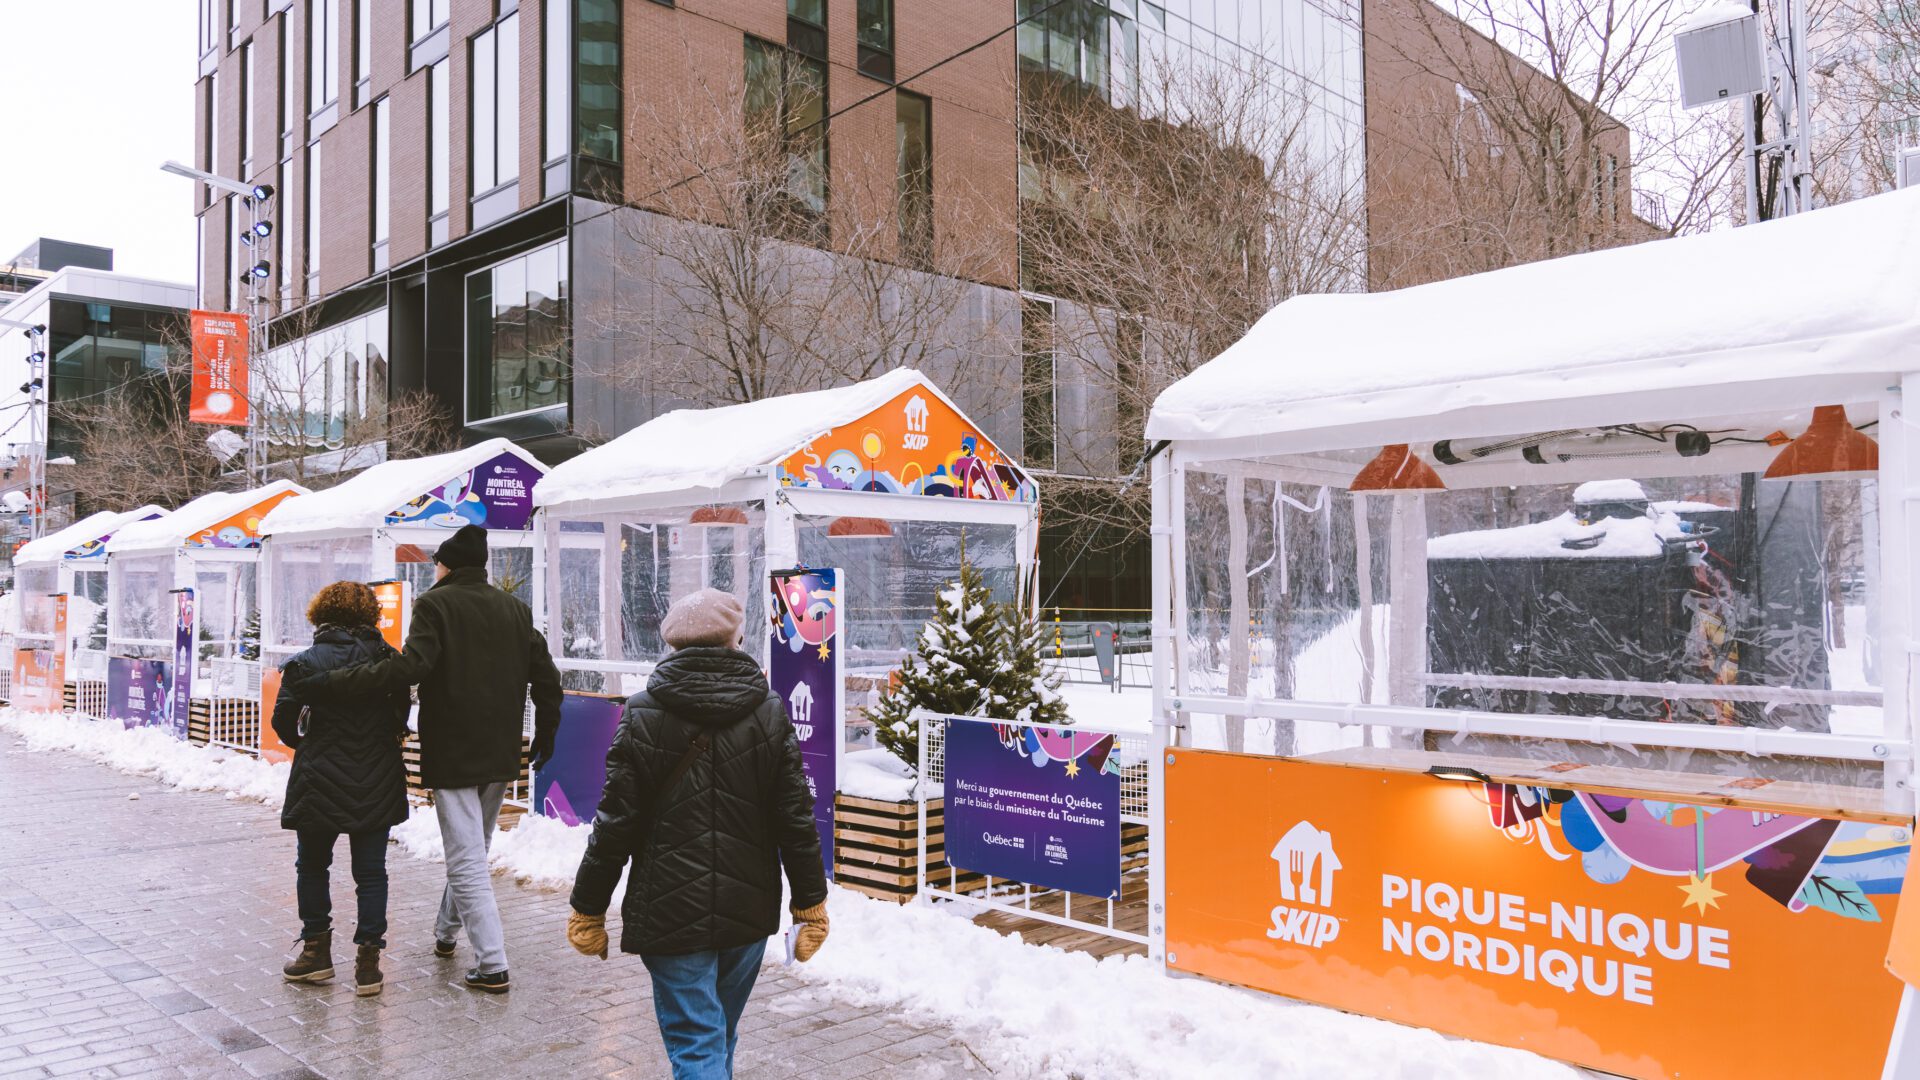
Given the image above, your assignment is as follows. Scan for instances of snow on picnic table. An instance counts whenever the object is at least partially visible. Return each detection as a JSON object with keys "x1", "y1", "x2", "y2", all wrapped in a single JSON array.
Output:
[{"x1": 0, "y1": 705, "x2": 1577, "y2": 1078}]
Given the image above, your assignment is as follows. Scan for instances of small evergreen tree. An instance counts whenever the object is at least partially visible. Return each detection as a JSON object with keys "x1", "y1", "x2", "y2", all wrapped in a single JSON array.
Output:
[
  {"x1": 239, "y1": 608, "x2": 261, "y2": 661},
  {"x1": 870, "y1": 561, "x2": 1069, "y2": 771}
]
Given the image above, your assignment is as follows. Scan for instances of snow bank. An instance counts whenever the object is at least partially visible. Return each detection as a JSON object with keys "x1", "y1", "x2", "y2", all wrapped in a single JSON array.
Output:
[
  {"x1": 0, "y1": 707, "x2": 290, "y2": 804},
  {"x1": 795, "y1": 887, "x2": 1575, "y2": 1080},
  {"x1": 1147, "y1": 187, "x2": 1920, "y2": 444}
]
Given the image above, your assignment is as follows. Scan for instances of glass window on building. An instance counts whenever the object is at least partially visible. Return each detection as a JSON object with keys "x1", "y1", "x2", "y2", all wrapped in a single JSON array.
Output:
[
  {"x1": 788, "y1": 0, "x2": 826, "y2": 60},
  {"x1": 896, "y1": 90, "x2": 931, "y2": 263},
  {"x1": 355, "y1": 0, "x2": 371, "y2": 96},
  {"x1": 466, "y1": 240, "x2": 570, "y2": 422},
  {"x1": 259, "y1": 308, "x2": 390, "y2": 453},
  {"x1": 242, "y1": 41, "x2": 256, "y2": 165},
  {"x1": 577, "y1": 0, "x2": 622, "y2": 164},
  {"x1": 857, "y1": 0, "x2": 893, "y2": 80},
  {"x1": 373, "y1": 97, "x2": 390, "y2": 247},
  {"x1": 46, "y1": 300, "x2": 189, "y2": 460},
  {"x1": 430, "y1": 59, "x2": 450, "y2": 221},
  {"x1": 413, "y1": 0, "x2": 450, "y2": 42},
  {"x1": 311, "y1": 0, "x2": 339, "y2": 109},
  {"x1": 305, "y1": 141, "x2": 322, "y2": 294},
  {"x1": 281, "y1": 12, "x2": 297, "y2": 137},
  {"x1": 472, "y1": 14, "x2": 521, "y2": 194},
  {"x1": 544, "y1": 0, "x2": 570, "y2": 164},
  {"x1": 1020, "y1": 296, "x2": 1056, "y2": 470},
  {"x1": 744, "y1": 37, "x2": 828, "y2": 221}
]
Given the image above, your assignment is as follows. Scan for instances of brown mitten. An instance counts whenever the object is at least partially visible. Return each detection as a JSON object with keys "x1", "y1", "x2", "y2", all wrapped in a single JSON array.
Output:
[
  {"x1": 791, "y1": 903, "x2": 829, "y2": 962},
  {"x1": 567, "y1": 911, "x2": 608, "y2": 960}
]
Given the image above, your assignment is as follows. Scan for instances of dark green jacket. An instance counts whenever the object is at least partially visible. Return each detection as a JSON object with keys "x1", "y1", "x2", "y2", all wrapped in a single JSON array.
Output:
[
  {"x1": 570, "y1": 647, "x2": 828, "y2": 956},
  {"x1": 299, "y1": 566, "x2": 563, "y2": 790}
]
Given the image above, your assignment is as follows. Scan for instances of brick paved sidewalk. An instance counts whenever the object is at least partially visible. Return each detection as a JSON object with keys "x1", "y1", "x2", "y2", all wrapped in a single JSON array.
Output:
[{"x1": 0, "y1": 735, "x2": 987, "y2": 1080}]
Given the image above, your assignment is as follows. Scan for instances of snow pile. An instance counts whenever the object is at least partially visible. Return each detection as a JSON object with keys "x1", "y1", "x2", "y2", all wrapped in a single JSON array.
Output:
[
  {"x1": 1427, "y1": 510, "x2": 1690, "y2": 560},
  {"x1": 535, "y1": 368, "x2": 928, "y2": 510},
  {"x1": 840, "y1": 746, "x2": 920, "y2": 801},
  {"x1": 1571, "y1": 478, "x2": 1648, "y2": 504},
  {"x1": 0, "y1": 707, "x2": 290, "y2": 804},
  {"x1": 1147, "y1": 187, "x2": 1920, "y2": 444},
  {"x1": 796, "y1": 887, "x2": 1574, "y2": 1080}
]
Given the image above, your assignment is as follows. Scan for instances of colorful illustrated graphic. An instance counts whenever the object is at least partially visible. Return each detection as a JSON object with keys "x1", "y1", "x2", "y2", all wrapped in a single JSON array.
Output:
[
  {"x1": 776, "y1": 385, "x2": 1037, "y2": 502},
  {"x1": 533, "y1": 694, "x2": 627, "y2": 826},
  {"x1": 1472, "y1": 781, "x2": 1909, "y2": 923},
  {"x1": 385, "y1": 451, "x2": 537, "y2": 531},
  {"x1": 65, "y1": 512, "x2": 163, "y2": 562},
  {"x1": 769, "y1": 568, "x2": 842, "y2": 877},
  {"x1": 944, "y1": 716, "x2": 1122, "y2": 899},
  {"x1": 169, "y1": 591, "x2": 195, "y2": 740},
  {"x1": 107, "y1": 656, "x2": 174, "y2": 731},
  {"x1": 186, "y1": 490, "x2": 301, "y2": 549}
]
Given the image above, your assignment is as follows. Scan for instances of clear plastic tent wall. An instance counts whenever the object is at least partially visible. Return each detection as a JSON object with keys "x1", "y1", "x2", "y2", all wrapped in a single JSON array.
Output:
[
  {"x1": 536, "y1": 369, "x2": 1039, "y2": 700},
  {"x1": 256, "y1": 438, "x2": 548, "y2": 667},
  {"x1": 1147, "y1": 190, "x2": 1920, "y2": 807}
]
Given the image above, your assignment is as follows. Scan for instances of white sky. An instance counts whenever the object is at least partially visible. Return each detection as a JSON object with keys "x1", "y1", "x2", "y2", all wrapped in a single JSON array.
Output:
[{"x1": 0, "y1": 1, "x2": 200, "y2": 284}]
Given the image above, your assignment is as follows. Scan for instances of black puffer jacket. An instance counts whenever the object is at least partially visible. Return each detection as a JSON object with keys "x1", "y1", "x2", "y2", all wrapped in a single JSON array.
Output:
[
  {"x1": 275, "y1": 626, "x2": 412, "y2": 834},
  {"x1": 569, "y1": 647, "x2": 828, "y2": 956},
  {"x1": 296, "y1": 566, "x2": 563, "y2": 790}
]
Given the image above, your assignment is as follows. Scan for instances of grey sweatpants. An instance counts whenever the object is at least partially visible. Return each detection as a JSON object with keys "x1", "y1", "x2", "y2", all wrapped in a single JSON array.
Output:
[{"x1": 433, "y1": 782, "x2": 508, "y2": 974}]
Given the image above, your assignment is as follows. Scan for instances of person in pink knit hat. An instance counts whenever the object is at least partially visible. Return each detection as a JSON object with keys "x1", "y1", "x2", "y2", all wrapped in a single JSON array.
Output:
[{"x1": 567, "y1": 587, "x2": 829, "y2": 1080}]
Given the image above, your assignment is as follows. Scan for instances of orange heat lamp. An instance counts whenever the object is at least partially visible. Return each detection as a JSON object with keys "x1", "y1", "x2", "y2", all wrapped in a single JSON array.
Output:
[
  {"x1": 826, "y1": 516, "x2": 893, "y2": 538},
  {"x1": 1762, "y1": 405, "x2": 1878, "y2": 481},
  {"x1": 1349, "y1": 444, "x2": 1446, "y2": 492},
  {"x1": 689, "y1": 506, "x2": 750, "y2": 525}
]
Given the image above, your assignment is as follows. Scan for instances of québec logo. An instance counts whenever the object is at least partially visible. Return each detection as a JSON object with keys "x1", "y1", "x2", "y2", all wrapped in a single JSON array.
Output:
[{"x1": 1266, "y1": 820, "x2": 1342, "y2": 949}]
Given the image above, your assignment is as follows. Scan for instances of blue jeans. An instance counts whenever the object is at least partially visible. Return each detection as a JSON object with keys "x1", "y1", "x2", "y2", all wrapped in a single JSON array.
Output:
[
  {"x1": 294, "y1": 829, "x2": 390, "y2": 948},
  {"x1": 642, "y1": 940, "x2": 768, "y2": 1080}
]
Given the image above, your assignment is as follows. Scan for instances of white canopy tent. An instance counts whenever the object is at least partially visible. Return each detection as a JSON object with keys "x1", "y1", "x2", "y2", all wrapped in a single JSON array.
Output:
[
  {"x1": 105, "y1": 481, "x2": 307, "y2": 676},
  {"x1": 255, "y1": 438, "x2": 549, "y2": 669},
  {"x1": 12, "y1": 506, "x2": 167, "y2": 679},
  {"x1": 1146, "y1": 188, "x2": 1920, "y2": 797},
  {"x1": 535, "y1": 368, "x2": 1039, "y2": 697}
]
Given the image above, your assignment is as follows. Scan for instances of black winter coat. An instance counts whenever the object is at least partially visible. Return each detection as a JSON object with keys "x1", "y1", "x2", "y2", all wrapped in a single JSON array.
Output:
[
  {"x1": 275, "y1": 625, "x2": 412, "y2": 834},
  {"x1": 569, "y1": 647, "x2": 828, "y2": 956},
  {"x1": 296, "y1": 566, "x2": 563, "y2": 790}
]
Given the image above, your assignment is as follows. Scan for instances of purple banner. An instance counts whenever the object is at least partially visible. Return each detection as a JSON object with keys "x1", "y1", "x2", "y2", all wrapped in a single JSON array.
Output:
[
  {"x1": 170, "y1": 591, "x2": 195, "y2": 739},
  {"x1": 769, "y1": 568, "x2": 841, "y2": 877},
  {"x1": 385, "y1": 450, "x2": 537, "y2": 532},
  {"x1": 107, "y1": 656, "x2": 174, "y2": 732},
  {"x1": 942, "y1": 717, "x2": 1123, "y2": 899},
  {"x1": 534, "y1": 693, "x2": 627, "y2": 825}
]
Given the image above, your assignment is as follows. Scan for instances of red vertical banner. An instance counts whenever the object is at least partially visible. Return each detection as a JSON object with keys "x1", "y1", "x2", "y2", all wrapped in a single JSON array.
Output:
[{"x1": 189, "y1": 309, "x2": 250, "y2": 425}]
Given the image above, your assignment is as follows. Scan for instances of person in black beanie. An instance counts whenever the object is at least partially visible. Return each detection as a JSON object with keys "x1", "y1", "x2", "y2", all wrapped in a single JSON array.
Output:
[{"x1": 292, "y1": 523, "x2": 562, "y2": 994}]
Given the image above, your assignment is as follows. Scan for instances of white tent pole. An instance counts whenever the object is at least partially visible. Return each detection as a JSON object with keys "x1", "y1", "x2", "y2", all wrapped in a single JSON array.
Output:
[
  {"x1": 1225, "y1": 473, "x2": 1249, "y2": 754},
  {"x1": 1881, "y1": 379, "x2": 1916, "y2": 811},
  {"x1": 1147, "y1": 449, "x2": 1173, "y2": 966}
]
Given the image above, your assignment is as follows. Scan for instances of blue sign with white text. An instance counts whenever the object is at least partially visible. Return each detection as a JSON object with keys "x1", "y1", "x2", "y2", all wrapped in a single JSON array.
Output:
[{"x1": 942, "y1": 716, "x2": 1122, "y2": 899}]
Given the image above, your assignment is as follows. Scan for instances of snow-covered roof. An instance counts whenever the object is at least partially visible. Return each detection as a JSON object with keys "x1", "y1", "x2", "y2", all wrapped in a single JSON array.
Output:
[
  {"x1": 14, "y1": 506, "x2": 168, "y2": 568},
  {"x1": 259, "y1": 438, "x2": 547, "y2": 538},
  {"x1": 108, "y1": 481, "x2": 308, "y2": 554},
  {"x1": 536, "y1": 368, "x2": 985, "y2": 510},
  {"x1": 1148, "y1": 189, "x2": 1920, "y2": 448}
]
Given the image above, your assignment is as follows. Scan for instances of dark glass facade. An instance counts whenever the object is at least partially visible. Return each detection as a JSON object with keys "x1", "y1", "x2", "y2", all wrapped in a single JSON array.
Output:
[{"x1": 46, "y1": 299, "x2": 186, "y2": 459}]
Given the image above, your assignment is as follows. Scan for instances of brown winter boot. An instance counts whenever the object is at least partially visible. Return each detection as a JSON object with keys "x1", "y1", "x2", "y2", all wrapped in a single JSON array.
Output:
[
  {"x1": 283, "y1": 932, "x2": 334, "y2": 984},
  {"x1": 354, "y1": 944, "x2": 383, "y2": 997}
]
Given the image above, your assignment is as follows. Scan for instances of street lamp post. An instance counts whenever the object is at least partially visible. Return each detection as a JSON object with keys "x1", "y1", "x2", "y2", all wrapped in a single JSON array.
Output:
[
  {"x1": 0, "y1": 316, "x2": 49, "y2": 542},
  {"x1": 159, "y1": 160, "x2": 276, "y2": 485}
]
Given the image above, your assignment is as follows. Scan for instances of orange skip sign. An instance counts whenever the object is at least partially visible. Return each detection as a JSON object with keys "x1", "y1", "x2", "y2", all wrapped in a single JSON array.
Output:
[{"x1": 1164, "y1": 751, "x2": 1906, "y2": 1079}]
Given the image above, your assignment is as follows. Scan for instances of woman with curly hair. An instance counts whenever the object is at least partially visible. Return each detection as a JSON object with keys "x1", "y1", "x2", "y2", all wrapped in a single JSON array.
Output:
[{"x1": 273, "y1": 581, "x2": 412, "y2": 997}]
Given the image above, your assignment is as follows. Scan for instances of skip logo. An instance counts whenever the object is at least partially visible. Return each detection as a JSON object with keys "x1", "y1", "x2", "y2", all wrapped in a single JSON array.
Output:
[
  {"x1": 1266, "y1": 820, "x2": 1343, "y2": 948},
  {"x1": 903, "y1": 394, "x2": 931, "y2": 449},
  {"x1": 788, "y1": 681, "x2": 815, "y2": 742}
]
